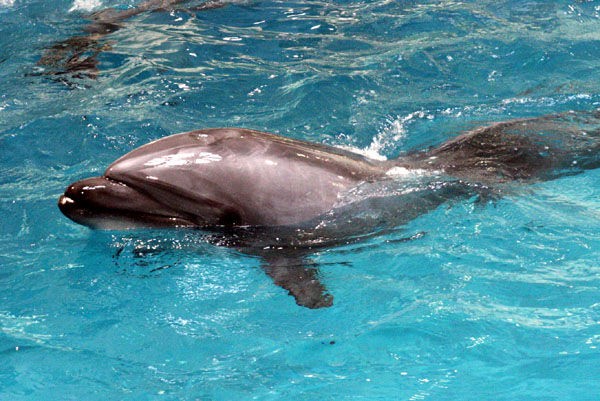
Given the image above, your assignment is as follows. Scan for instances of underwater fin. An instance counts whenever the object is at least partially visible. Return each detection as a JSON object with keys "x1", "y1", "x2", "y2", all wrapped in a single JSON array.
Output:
[{"x1": 261, "y1": 255, "x2": 333, "y2": 309}]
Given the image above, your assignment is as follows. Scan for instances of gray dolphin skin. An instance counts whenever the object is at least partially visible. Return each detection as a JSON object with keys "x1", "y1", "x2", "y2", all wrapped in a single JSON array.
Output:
[{"x1": 59, "y1": 111, "x2": 600, "y2": 308}]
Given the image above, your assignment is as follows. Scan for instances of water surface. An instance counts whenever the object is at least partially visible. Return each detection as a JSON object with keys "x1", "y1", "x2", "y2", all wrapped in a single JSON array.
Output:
[{"x1": 1, "y1": 0, "x2": 600, "y2": 399}]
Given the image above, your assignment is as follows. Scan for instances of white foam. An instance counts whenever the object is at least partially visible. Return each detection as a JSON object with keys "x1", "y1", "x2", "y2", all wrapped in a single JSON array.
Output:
[
  {"x1": 334, "y1": 111, "x2": 433, "y2": 162},
  {"x1": 385, "y1": 166, "x2": 430, "y2": 178},
  {"x1": 176, "y1": 82, "x2": 190, "y2": 91},
  {"x1": 366, "y1": 111, "x2": 433, "y2": 156},
  {"x1": 0, "y1": 0, "x2": 15, "y2": 7},
  {"x1": 336, "y1": 145, "x2": 388, "y2": 161},
  {"x1": 69, "y1": 0, "x2": 102, "y2": 13}
]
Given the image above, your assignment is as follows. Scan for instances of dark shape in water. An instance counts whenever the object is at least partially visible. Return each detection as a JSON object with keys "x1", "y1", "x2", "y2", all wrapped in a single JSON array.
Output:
[
  {"x1": 58, "y1": 111, "x2": 600, "y2": 308},
  {"x1": 36, "y1": 0, "x2": 228, "y2": 83}
]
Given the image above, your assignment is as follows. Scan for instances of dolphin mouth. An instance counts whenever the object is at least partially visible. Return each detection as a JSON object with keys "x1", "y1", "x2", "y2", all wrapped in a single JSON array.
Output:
[{"x1": 58, "y1": 176, "x2": 198, "y2": 229}]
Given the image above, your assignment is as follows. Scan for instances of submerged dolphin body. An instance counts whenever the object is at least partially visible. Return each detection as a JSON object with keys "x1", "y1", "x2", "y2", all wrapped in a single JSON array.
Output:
[
  {"x1": 59, "y1": 111, "x2": 600, "y2": 307},
  {"x1": 38, "y1": 0, "x2": 228, "y2": 81}
]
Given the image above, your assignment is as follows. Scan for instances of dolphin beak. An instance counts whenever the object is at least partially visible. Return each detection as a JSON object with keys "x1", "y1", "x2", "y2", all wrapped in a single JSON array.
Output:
[
  {"x1": 58, "y1": 194, "x2": 75, "y2": 207},
  {"x1": 58, "y1": 194, "x2": 78, "y2": 221},
  {"x1": 58, "y1": 176, "x2": 197, "y2": 229}
]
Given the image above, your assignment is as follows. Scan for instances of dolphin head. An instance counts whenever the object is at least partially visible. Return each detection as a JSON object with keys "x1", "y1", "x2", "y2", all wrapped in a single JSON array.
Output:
[
  {"x1": 58, "y1": 130, "x2": 248, "y2": 230},
  {"x1": 58, "y1": 128, "x2": 378, "y2": 230}
]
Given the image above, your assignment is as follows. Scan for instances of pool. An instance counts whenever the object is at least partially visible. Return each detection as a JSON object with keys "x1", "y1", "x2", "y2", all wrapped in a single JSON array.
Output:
[{"x1": 1, "y1": 0, "x2": 600, "y2": 399}]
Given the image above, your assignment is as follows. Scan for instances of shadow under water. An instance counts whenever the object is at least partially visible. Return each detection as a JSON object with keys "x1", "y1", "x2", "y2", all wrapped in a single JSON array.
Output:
[{"x1": 36, "y1": 0, "x2": 229, "y2": 85}]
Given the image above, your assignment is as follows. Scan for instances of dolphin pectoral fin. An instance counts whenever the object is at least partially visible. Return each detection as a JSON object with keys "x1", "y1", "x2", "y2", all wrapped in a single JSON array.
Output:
[{"x1": 261, "y1": 256, "x2": 333, "y2": 309}]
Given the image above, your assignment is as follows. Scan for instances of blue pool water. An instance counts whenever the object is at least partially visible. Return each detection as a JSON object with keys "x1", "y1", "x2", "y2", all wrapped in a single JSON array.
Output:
[{"x1": 2, "y1": 0, "x2": 600, "y2": 399}]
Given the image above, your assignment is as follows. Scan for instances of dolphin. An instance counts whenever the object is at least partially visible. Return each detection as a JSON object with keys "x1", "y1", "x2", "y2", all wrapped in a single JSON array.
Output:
[{"x1": 59, "y1": 111, "x2": 600, "y2": 308}]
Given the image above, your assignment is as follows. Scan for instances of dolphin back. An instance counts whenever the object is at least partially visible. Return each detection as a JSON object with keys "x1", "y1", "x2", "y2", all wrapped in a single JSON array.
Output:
[{"x1": 408, "y1": 111, "x2": 600, "y2": 184}]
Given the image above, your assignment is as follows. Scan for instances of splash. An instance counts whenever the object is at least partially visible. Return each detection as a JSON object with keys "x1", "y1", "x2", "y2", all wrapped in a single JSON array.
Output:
[
  {"x1": 335, "y1": 144, "x2": 388, "y2": 161},
  {"x1": 367, "y1": 111, "x2": 433, "y2": 157},
  {"x1": 335, "y1": 111, "x2": 434, "y2": 161},
  {"x1": 385, "y1": 166, "x2": 431, "y2": 178},
  {"x1": 69, "y1": 0, "x2": 103, "y2": 12},
  {"x1": 0, "y1": 0, "x2": 15, "y2": 7}
]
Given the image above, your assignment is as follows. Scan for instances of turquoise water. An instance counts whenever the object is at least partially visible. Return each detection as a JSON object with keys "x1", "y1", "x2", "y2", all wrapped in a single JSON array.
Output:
[{"x1": 2, "y1": 0, "x2": 600, "y2": 399}]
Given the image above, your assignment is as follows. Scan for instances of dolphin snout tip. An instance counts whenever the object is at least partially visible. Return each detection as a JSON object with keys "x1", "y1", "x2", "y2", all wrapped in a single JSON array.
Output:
[
  {"x1": 59, "y1": 195, "x2": 74, "y2": 206},
  {"x1": 58, "y1": 194, "x2": 77, "y2": 217}
]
